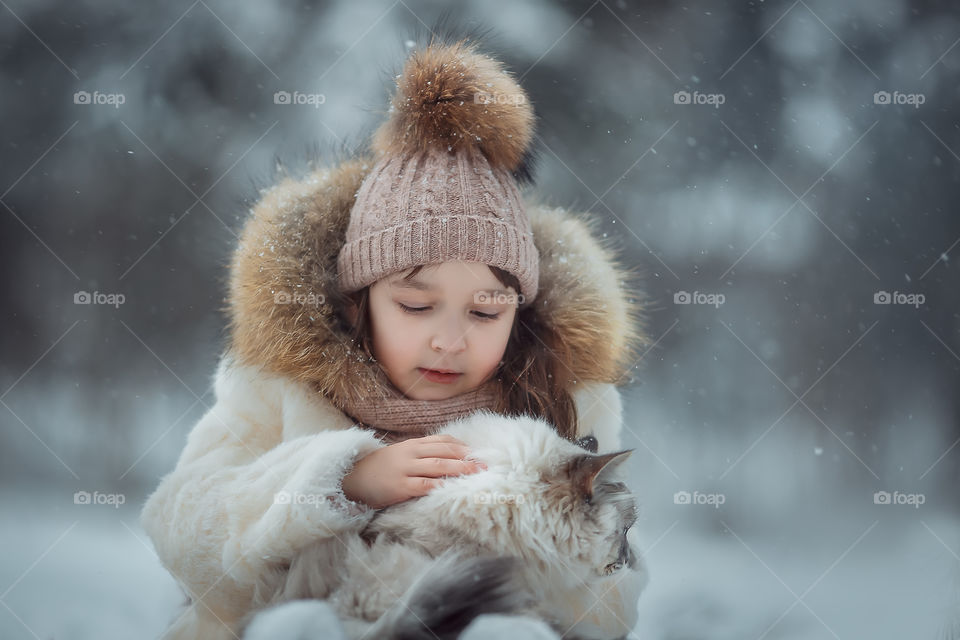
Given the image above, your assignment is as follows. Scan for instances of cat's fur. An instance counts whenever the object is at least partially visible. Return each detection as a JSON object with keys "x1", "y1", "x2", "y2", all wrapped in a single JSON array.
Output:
[{"x1": 242, "y1": 410, "x2": 645, "y2": 639}]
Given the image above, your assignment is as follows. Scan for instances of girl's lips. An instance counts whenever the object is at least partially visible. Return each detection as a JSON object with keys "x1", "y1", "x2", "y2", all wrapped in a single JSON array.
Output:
[{"x1": 418, "y1": 367, "x2": 462, "y2": 384}]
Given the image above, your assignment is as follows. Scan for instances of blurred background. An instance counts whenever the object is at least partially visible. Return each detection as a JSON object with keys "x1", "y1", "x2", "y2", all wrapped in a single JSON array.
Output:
[{"x1": 1, "y1": 0, "x2": 958, "y2": 638}]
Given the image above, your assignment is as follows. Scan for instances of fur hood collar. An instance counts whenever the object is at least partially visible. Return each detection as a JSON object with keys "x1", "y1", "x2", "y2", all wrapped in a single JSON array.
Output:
[
  {"x1": 225, "y1": 157, "x2": 648, "y2": 408},
  {"x1": 226, "y1": 41, "x2": 647, "y2": 409}
]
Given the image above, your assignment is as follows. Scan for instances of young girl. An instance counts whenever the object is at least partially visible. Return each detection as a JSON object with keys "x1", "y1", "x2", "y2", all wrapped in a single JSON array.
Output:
[{"x1": 141, "y1": 39, "x2": 648, "y2": 639}]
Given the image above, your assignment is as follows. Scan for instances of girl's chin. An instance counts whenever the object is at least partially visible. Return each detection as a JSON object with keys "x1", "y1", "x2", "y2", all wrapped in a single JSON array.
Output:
[{"x1": 401, "y1": 378, "x2": 470, "y2": 400}]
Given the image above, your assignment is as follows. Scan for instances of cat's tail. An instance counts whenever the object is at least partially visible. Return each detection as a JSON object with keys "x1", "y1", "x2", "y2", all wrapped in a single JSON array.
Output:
[{"x1": 366, "y1": 551, "x2": 534, "y2": 640}]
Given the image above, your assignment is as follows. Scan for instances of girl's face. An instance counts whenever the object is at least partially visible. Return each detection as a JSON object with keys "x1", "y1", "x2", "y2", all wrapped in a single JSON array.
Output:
[{"x1": 366, "y1": 261, "x2": 519, "y2": 400}]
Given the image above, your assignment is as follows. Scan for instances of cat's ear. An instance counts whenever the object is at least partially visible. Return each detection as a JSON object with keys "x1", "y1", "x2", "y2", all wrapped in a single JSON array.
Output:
[{"x1": 569, "y1": 449, "x2": 634, "y2": 502}]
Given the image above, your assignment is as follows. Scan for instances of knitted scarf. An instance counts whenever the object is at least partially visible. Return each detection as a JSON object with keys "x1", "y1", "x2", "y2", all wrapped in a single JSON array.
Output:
[{"x1": 335, "y1": 374, "x2": 501, "y2": 444}]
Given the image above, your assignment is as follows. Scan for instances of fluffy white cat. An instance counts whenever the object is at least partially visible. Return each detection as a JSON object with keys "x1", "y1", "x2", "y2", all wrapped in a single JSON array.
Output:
[{"x1": 244, "y1": 410, "x2": 648, "y2": 639}]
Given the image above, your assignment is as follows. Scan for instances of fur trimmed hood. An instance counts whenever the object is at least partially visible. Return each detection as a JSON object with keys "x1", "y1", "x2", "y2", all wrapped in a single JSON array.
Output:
[
  {"x1": 226, "y1": 41, "x2": 646, "y2": 411},
  {"x1": 226, "y1": 157, "x2": 648, "y2": 409}
]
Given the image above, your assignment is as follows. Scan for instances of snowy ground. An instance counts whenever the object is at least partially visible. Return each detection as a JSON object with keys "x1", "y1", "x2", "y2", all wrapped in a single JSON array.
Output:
[
  {"x1": 634, "y1": 514, "x2": 956, "y2": 640},
  {"x1": 0, "y1": 483, "x2": 955, "y2": 639},
  {"x1": 0, "y1": 488, "x2": 182, "y2": 639}
]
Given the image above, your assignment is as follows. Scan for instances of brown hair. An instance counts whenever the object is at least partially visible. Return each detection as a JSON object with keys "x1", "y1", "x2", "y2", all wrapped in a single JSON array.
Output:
[{"x1": 344, "y1": 264, "x2": 579, "y2": 441}]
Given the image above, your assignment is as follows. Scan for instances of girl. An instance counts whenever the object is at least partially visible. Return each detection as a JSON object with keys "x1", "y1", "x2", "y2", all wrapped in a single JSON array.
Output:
[{"x1": 141, "y1": 39, "x2": 649, "y2": 639}]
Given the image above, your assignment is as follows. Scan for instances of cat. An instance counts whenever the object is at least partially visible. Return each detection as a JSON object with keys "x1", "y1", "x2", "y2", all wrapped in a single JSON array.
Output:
[{"x1": 243, "y1": 410, "x2": 645, "y2": 639}]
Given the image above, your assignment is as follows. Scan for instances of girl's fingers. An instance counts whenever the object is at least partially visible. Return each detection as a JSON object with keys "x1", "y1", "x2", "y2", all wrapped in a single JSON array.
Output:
[
  {"x1": 413, "y1": 443, "x2": 472, "y2": 460},
  {"x1": 407, "y1": 434, "x2": 470, "y2": 456},
  {"x1": 407, "y1": 476, "x2": 444, "y2": 495},
  {"x1": 415, "y1": 434, "x2": 467, "y2": 445},
  {"x1": 410, "y1": 457, "x2": 486, "y2": 479}
]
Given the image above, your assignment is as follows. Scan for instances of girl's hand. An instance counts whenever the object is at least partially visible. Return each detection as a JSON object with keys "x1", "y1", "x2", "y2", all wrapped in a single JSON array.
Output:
[{"x1": 341, "y1": 434, "x2": 487, "y2": 509}]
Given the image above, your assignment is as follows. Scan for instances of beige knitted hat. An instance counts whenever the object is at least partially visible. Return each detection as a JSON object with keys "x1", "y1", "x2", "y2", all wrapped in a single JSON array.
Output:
[{"x1": 337, "y1": 41, "x2": 539, "y2": 304}]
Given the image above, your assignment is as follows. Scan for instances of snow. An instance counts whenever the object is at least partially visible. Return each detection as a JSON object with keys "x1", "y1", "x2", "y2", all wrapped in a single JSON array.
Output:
[
  {"x1": 3, "y1": 1, "x2": 959, "y2": 638},
  {"x1": 633, "y1": 516, "x2": 952, "y2": 639},
  {"x1": 0, "y1": 488, "x2": 182, "y2": 640}
]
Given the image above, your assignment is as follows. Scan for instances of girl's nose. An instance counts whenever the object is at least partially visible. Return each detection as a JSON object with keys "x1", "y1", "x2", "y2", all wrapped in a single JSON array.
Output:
[{"x1": 430, "y1": 317, "x2": 468, "y2": 353}]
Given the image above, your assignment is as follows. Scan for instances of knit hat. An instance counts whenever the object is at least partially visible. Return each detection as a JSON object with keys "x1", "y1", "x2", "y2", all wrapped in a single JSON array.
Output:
[{"x1": 337, "y1": 41, "x2": 539, "y2": 305}]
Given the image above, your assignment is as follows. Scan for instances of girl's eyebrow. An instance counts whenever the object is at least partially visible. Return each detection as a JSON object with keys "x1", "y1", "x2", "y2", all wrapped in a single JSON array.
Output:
[
  {"x1": 390, "y1": 279, "x2": 433, "y2": 291},
  {"x1": 389, "y1": 280, "x2": 512, "y2": 298},
  {"x1": 472, "y1": 289, "x2": 513, "y2": 298}
]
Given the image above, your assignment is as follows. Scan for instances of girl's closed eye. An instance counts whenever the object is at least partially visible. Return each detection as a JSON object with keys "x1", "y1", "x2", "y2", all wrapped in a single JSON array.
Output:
[
  {"x1": 396, "y1": 302, "x2": 501, "y2": 321},
  {"x1": 397, "y1": 302, "x2": 429, "y2": 314}
]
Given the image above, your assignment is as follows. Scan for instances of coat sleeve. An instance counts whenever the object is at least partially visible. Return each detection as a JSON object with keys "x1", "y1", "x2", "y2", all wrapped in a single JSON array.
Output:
[
  {"x1": 571, "y1": 381, "x2": 627, "y2": 453},
  {"x1": 139, "y1": 356, "x2": 386, "y2": 598}
]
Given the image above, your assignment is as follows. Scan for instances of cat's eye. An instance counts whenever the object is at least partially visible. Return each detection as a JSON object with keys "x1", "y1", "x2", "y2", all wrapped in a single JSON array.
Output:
[{"x1": 575, "y1": 435, "x2": 598, "y2": 453}]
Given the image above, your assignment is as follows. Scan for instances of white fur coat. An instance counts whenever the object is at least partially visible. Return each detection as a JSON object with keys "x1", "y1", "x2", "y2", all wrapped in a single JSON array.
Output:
[{"x1": 140, "y1": 355, "x2": 645, "y2": 639}]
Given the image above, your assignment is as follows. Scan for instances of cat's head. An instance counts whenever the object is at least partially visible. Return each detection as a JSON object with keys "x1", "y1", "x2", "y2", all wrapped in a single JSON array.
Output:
[{"x1": 369, "y1": 411, "x2": 640, "y2": 581}]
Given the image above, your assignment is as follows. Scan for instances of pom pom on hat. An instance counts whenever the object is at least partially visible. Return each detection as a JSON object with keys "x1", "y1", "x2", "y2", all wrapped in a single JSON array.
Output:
[{"x1": 372, "y1": 40, "x2": 535, "y2": 172}]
